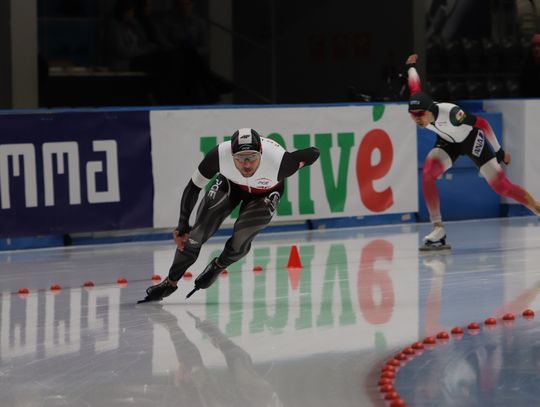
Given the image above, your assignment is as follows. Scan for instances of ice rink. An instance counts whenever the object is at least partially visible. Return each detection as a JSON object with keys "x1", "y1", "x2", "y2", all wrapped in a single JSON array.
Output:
[{"x1": 2, "y1": 216, "x2": 540, "y2": 407}]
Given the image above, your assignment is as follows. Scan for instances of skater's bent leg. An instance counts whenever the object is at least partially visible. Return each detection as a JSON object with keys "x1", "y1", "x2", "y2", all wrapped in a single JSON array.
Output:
[
  {"x1": 480, "y1": 159, "x2": 540, "y2": 215},
  {"x1": 168, "y1": 245, "x2": 201, "y2": 282},
  {"x1": 217, "y1": 194, "x2": 278, "y2": 267},
  {"x1": 169, "y1": 175, "x2": 236, "y2": 282},
  {"x1": 168, "y1": 215, "x2": 230, "y2": 281},
  {"x1": 186, "y1": 191, "x2": 280, "y2": 298},
  {"x1": 422, "y1": 149, "x2": 452, "y2": 224}
]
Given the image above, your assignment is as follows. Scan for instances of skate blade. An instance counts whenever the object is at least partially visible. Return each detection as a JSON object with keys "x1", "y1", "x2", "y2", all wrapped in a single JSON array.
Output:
[
  {"x1": 419, "y1": 244, "x2": 451, "y2": 252},
  {"x1": 186, "y1": 287, "x2": 199, "y2": 299},
  {"x1": 136, "y1": 297, "x2": 161, "y2": 304}
]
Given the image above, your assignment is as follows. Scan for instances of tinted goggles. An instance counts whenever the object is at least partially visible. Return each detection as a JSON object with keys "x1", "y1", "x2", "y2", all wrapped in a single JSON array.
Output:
[
  {"x1": 409, "y1": 110, "x2": 427, "y2": 117},
  {"x1": 233, "y1": 152, "x2": 261, "y2": 163}
]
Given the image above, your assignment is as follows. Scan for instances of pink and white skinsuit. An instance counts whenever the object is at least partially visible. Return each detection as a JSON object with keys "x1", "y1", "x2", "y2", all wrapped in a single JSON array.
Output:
[{"x1": 407, "y1": 62, "x2": 539, "y2": 224}]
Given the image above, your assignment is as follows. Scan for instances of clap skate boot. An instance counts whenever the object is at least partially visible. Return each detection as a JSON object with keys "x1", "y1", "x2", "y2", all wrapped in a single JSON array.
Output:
[
  {"x1": 419, "y1": 225, "x2": 451, "y2": 252},
  {"x1": 186, "y1": 258, "x2": 225, "y2": 298},
  {"x1": 137, "y1": 278, "x2": 178, "y2": 303}
]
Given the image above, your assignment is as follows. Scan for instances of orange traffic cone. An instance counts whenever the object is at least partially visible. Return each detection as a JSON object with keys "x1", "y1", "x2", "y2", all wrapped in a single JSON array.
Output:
[
  {"x1": 287, "y1": 245, "x2": 302, "y2": 290},
  {"x1": 287, "y1": 245, "x2": 302, "y2": 268}
]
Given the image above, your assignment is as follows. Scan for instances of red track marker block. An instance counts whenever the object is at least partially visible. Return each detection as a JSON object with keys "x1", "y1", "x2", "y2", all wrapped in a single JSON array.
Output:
[
  {"x1": 83, "y1": 280, "x2": 95, "y2": 288},
  {"x1": 18, "y1": 288, "x2": 29, "y2": 298},
  {"x1": 385, "y1": 391, "x2": 400, "y2": 401},
  {"x1": 423, "y1": 336, "x2": 436, "y2": 345},
  {"x1": 502, "y1": 312, "x2": 515, "y2": 321},
  {"x1": 436, "y1": 331, "x2": 449, "y2": 340},
  {"x1": 523, "y1": 309, "x2": 535, "y2": 319},
  {"x1": 411, "y1": 342, "x2": 424, "y2": 350}
]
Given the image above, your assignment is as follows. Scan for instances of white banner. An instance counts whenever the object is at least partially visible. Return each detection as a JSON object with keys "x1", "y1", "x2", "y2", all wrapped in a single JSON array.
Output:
[{"x1": 150, "y1": 105, "x2": 418, "y2": 228}]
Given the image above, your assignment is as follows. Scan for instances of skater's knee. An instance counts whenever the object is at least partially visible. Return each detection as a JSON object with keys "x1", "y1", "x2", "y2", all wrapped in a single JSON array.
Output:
[
  {"x1": 219, "y1": 241, "x2": 251, "y2": 265},
  {"x1": 183, "y1": 231, "x2": 204, "y2": 250},
  {"x1": 169, "y1": 245, "x2": 200, "y2": 280},
  {"x1": 174, "y1": 244, "x2": 199, "y2": 262},
  {"x1": 422, "y1": 159, "x2": 444, "y2": 181}
]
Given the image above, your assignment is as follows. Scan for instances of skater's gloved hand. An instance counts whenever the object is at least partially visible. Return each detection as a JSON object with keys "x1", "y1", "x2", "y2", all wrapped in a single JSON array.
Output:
[
  {"x1": 176, "y1": 220, "x2": 190, "y2": 235},
  {"x1": 173, "y1": 224, "x2": 190, "y2": 251},
  {"x1": 502, "y1": 151, "x2": 511, "y2": 165},
  {"x1": 405, "y1": 54, "x2": 418, "y2": 66},
  {"x1": 496, "y1": 149, "x2": 511, "y2": 165},
  {"x1": 264, "y1": 191, "x2": 280, "y2": 215}
]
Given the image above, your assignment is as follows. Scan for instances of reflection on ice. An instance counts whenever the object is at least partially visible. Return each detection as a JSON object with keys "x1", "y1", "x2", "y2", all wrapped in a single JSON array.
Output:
[{"x1": 1, "y1": 218, "x2": 540, "y2": 406}]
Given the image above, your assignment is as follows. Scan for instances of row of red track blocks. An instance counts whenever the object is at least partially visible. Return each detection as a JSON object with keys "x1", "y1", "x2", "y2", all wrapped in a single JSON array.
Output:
[
  {"x1": 378, "y1": 309, "x2": 536, "y2": 406},
  {"x1": 16, "y1": 246, "x2": 304, "y2": 297},
  {"x1": 152, "y1": 244, "x2": 301, "y2": 282},
  {"x1": 18, "y1": 276, "x2": 131, "y2": 297}
]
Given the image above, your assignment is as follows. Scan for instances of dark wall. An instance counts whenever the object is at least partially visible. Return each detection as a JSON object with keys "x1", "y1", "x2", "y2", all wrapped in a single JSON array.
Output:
[
  {"x1": 233, "y1": 0, "x2": 415, "y2": 104},
  {"x1": 0, "y1": 0, "x2": 12, "y2": 107}
]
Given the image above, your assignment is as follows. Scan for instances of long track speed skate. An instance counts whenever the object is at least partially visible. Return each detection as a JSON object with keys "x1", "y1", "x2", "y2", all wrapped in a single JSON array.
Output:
[
  {"x1": 186, "y1": 257, "x2": 225, "y2": 299},
  {"x1": 419, "y1": 226, "x2": 451, "y2": 252},
  {"x1": 137, "y1": 278, "x2": 177, "y2": 303}
]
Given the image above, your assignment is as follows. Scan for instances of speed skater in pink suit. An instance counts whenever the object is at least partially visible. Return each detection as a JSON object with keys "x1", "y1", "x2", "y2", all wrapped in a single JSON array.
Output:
[{"x1": 405, "y1": 54, "x2": 540, "y2": 251}]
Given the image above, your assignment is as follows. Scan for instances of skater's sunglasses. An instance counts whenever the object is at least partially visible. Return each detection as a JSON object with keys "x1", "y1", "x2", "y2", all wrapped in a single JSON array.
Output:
[
  {"x1": 233, "y1": 151, "x2": 261, "y2": 163},
  {"x1": 409, "y1": 110, "x2": 427, "y2": 117}
]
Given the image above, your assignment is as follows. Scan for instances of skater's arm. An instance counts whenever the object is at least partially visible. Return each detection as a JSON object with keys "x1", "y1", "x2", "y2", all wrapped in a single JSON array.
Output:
[
  {"x1": 177, "y1": 180, "x2": 202, "y2": 233},
  {"x1": 177, "y1": 147, "x2": 219, "y2": 231},
  {"x1": 446, "y1": 107, "x2": 510, "y2": 165},
  {"x1": 473, "y1": 115, "x2": 511, "y2": 165},
  {"x1": 405, "y1": 54, "x2": 422, "y2": 95},
  {"x1": 277, "y1": 147, "x2": 320, "y2": 180},
  {"x1": 196, "y1": 146, "x2": 220, "y2": 180},
  {"x1": 174, "y1": 147, "x2": 219, "y2": 250},
  {"x1": 173, "y1": 180, "x2": 201, "y2": 251}
]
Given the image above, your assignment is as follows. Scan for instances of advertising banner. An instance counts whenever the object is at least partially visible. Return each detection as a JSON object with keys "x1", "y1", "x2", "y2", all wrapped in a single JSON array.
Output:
[
  {"x1": 150, "y1": 105, "x2": 418, "y2": 227},
  {"x1": 0, "y1": 111, "x2": 153, "y2": 237}
]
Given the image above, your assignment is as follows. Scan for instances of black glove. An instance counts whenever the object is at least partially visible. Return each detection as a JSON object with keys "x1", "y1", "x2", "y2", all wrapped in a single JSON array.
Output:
[
  {"x1": 264, "y1": 191, "x2": 280, "y2": 215},
  {"x1": 176, "y1": 219, "x2": 190, "y2": 235},
  {"x1": 495, "y1": 149, "x2": 505, "y2": 163}
]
